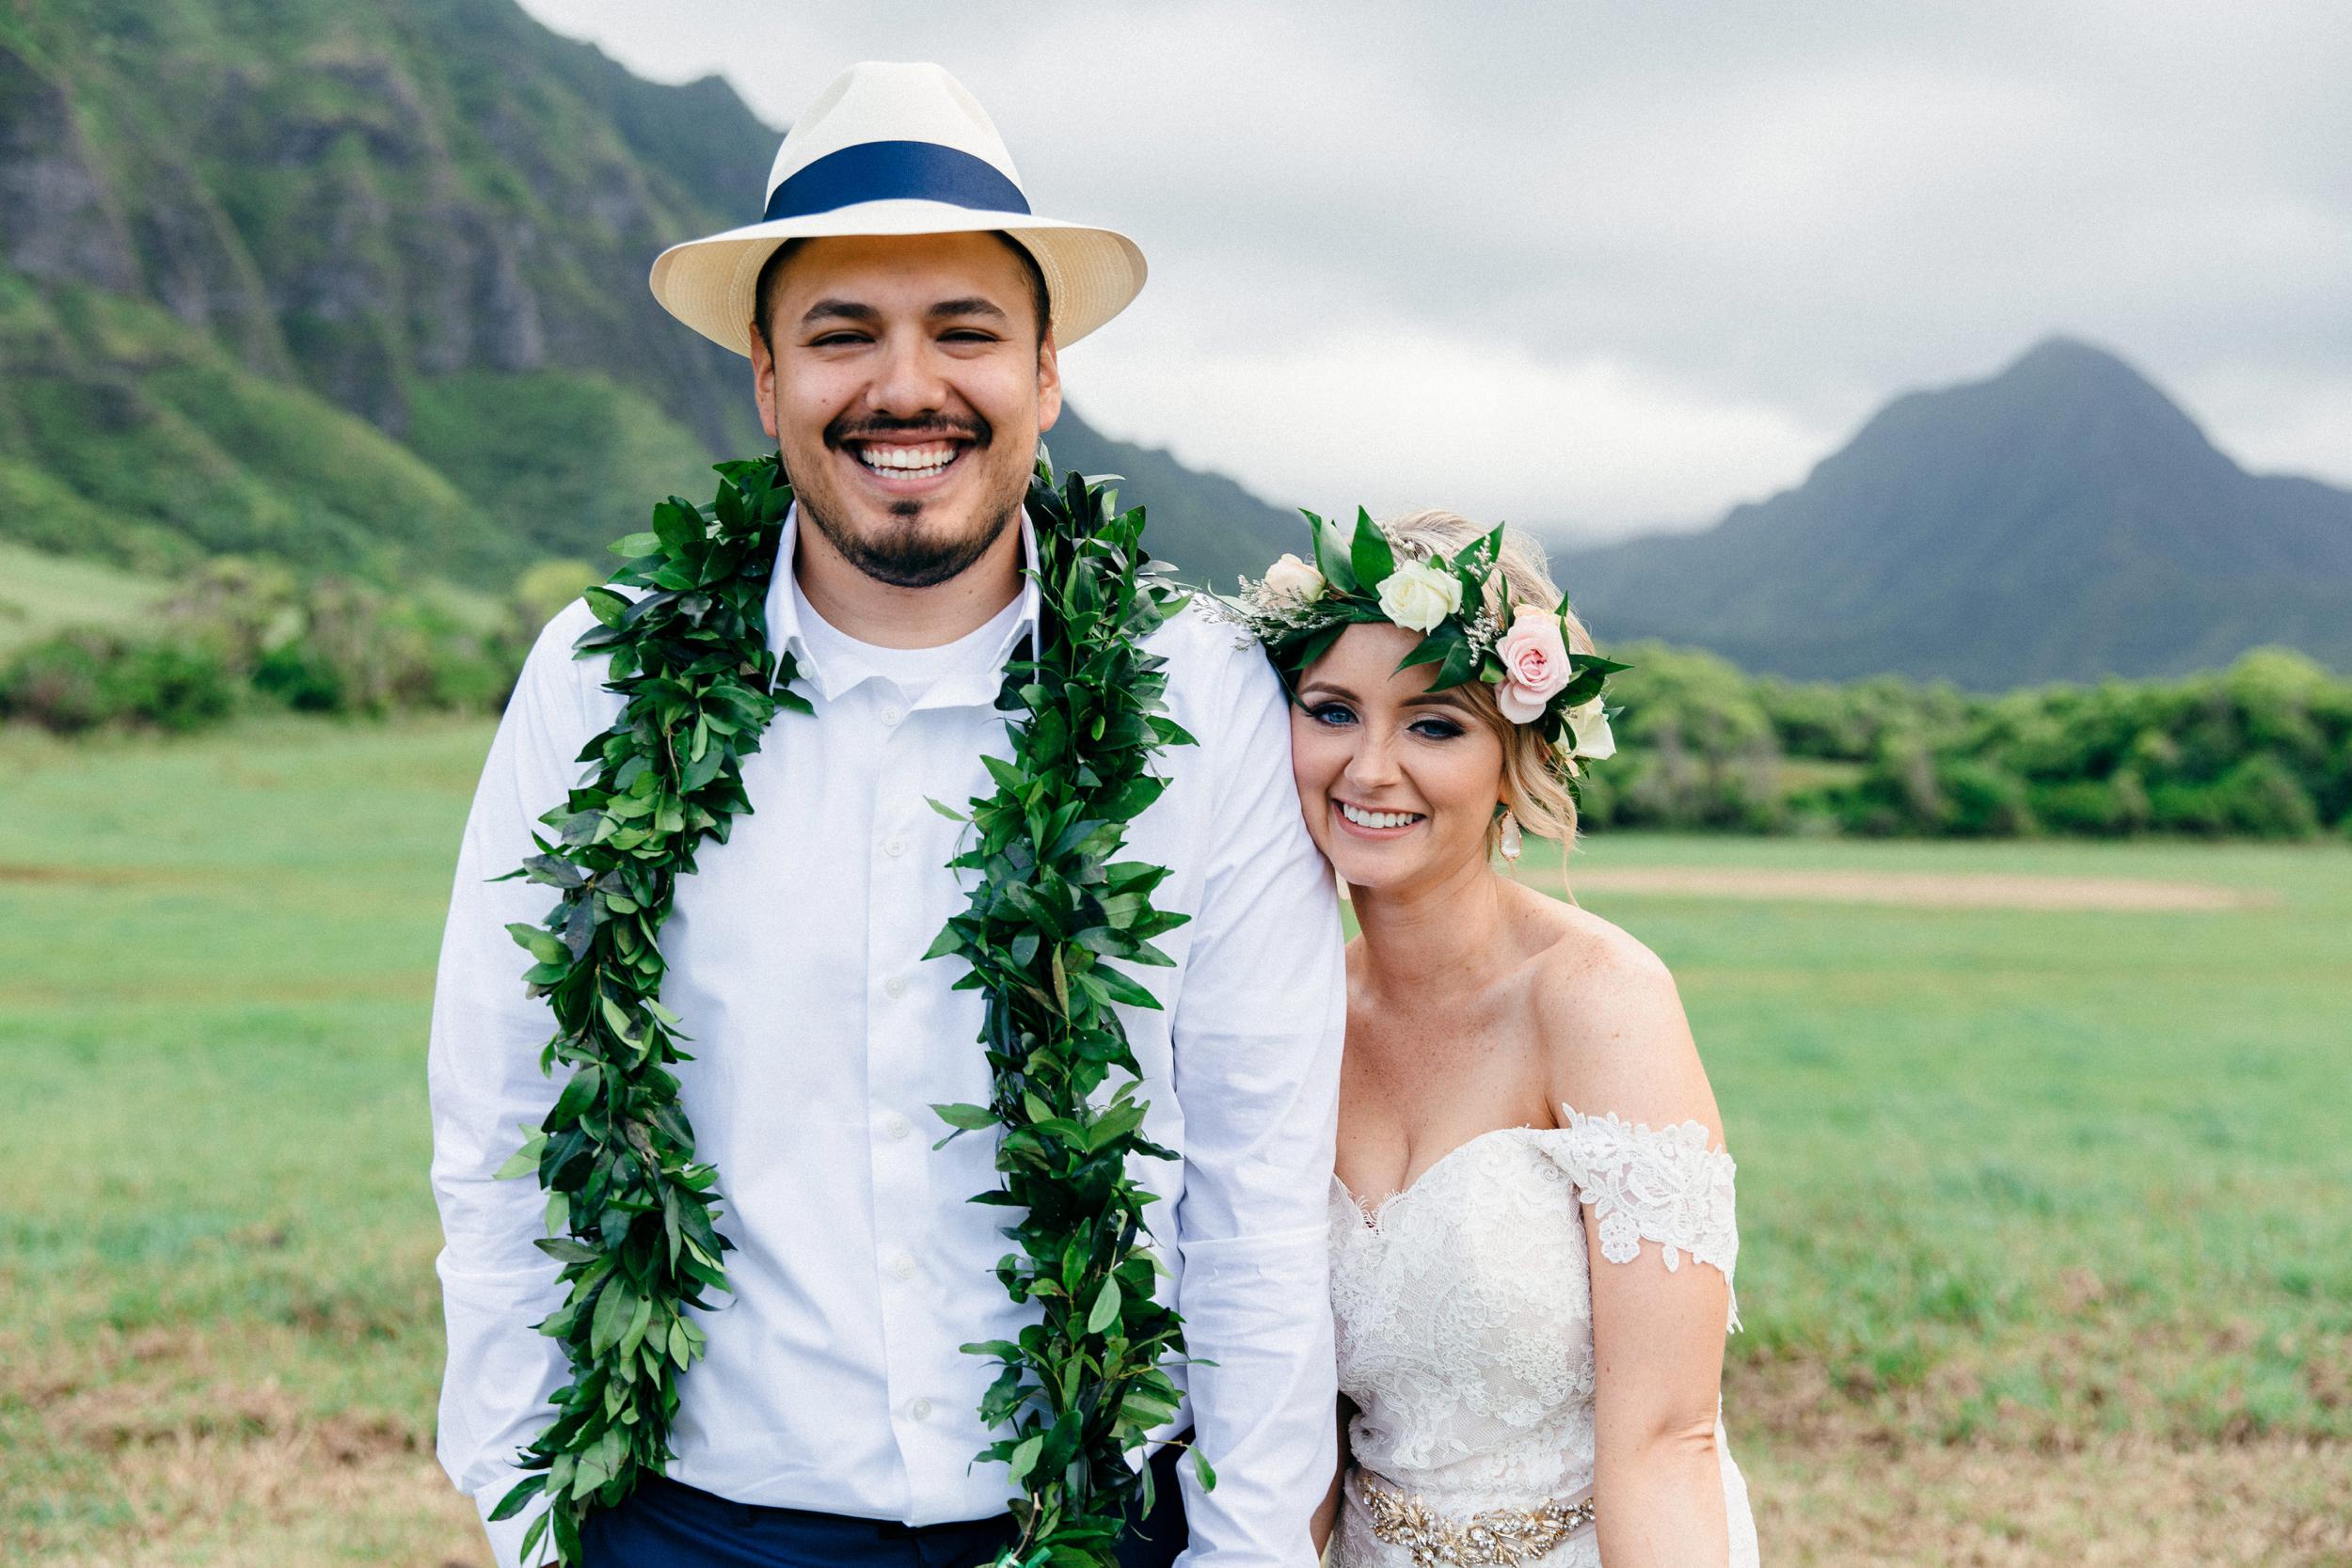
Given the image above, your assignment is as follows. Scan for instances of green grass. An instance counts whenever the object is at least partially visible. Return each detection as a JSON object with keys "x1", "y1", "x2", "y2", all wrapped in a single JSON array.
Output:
[
  {"x1": 1542, "y1": 831, "x2": 2352, "y2": 1449},
  {"x1": 0, "y1": 542, "x2": 175, "y2": 654},
  {"x1": 3, "y1": 719, "x2": 2347, "y2": 1563}
]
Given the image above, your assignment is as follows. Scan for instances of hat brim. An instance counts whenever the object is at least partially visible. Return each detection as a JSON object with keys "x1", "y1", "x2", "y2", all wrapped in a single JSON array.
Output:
[{"x1": 648, "y1": 201, "x2": 1147, "y2": 357}]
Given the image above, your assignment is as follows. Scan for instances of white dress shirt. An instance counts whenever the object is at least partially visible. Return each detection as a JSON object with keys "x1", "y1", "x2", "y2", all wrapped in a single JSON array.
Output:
[{"x1": 429, "y1": 506, "x2": 1346, "y2": 1568}]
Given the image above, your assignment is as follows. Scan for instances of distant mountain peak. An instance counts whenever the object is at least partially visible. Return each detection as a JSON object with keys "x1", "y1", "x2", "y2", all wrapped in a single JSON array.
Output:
[
  {"x1": 2007, "y1": 334, "x2": 2140, "y2": 377},
  {"x1": 1994, "y1": 335, "x2": 2187, "y2": 419},
  {"x1": 1554, "y1": 336, "x2": 2352, "y2": 686}
]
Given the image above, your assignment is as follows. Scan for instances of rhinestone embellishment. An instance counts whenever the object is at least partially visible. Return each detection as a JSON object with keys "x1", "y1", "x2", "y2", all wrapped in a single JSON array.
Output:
[{"x1": 1359, "y1": 1475, "x2": 1597, "y2": 1566}]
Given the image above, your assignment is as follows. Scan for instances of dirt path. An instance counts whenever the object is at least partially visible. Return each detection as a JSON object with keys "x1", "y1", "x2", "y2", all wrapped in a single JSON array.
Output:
[{"x1": 1569, "y1": 866, "x2": 2265, "y2": 911}]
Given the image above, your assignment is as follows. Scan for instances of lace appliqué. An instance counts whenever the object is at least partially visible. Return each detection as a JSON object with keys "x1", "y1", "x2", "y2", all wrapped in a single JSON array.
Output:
[{"x1": 1550, "y1": 1105, "x2": 1740, "y2": 1331}]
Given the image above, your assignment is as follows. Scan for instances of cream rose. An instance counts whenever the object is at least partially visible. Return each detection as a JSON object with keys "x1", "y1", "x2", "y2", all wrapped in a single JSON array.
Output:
[
  {"x1": 1261, "y1": 553, "x2": 1326, "y2": 604},
  {"x1": 1375, "y1": 560, "x2": 1462, "y2": 633},
  {"x1": 1565, "y1": 697, "x2": 1616, "y2": 760},
  {"x1": 1494, "y1": 607, "x2": 1571, "y2": 723}
]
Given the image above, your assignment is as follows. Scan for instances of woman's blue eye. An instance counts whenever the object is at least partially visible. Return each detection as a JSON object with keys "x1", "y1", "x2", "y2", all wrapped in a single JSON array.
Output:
[
  {"x1": 1410, "y1": 718, "x2": 1464, "y2": 739},
  {"x1": 1309, "y1": 702, "x2": 1359, "y2": 727}
]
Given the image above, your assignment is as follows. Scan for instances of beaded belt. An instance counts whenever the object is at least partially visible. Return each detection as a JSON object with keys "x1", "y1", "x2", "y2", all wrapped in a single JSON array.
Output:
[{"x1": 1356, "y1": 1473, "x2": 1597, "y2": 1566}]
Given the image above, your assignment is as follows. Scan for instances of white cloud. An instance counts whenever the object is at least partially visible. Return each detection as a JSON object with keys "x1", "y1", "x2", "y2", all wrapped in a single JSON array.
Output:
[{"x1": 516, "y1": 0, "x2": 2352, "y2": 522}]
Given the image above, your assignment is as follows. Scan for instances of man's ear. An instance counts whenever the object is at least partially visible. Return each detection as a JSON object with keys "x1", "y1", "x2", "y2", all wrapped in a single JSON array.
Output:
[
  {"x1": 748, "y1": 324, "x2": 780, "y2": 442},
  {"x1": 1035, "y1": 331, "x2": 1062, "y2": 436}
]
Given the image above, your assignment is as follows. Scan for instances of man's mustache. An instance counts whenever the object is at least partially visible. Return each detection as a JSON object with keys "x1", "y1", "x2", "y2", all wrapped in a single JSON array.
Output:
[{"x1": 825, "y1": 413, "x2": 992, "y2": 448}]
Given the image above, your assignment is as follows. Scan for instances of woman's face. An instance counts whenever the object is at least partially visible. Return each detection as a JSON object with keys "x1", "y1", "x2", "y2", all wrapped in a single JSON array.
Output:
[{"x1": 1288, "y1": 622, "x2": 1508, "y2": 895}]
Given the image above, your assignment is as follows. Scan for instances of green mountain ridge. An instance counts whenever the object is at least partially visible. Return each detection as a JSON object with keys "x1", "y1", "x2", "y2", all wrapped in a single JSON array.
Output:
[
  {"x1": 1554, "y1": 338, "x2": 2352, "y2": 686},
  {"x1": 0, "y1": 0, "x2": 1295, "y2": 590}
]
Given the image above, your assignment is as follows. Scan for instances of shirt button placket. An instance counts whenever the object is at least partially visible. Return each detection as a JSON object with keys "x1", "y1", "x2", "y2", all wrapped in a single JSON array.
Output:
[{"x1": 870, "y1": 687, "x2": 930, "y2": 1481}]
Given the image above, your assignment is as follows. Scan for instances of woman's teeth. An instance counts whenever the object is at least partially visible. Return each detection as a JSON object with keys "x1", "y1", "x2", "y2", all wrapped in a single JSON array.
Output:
[
  {"x1": 1339, "y1": 801, "x2": 1423, "y2": 830},
  {"x1": 856, "y1": 442, "x2": 959, "y2": 478}
]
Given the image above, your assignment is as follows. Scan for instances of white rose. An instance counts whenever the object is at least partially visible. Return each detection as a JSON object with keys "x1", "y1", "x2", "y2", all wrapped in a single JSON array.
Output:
[
  {"x1": 1565, "y1": 698, "x2": 1616, "y2": 761},
  {"x1": 1261, "y1": 553, "x2": 1326, "y2": 603},
  {"x1": 1375, "y1": 560, "x2": 1463, "y2": 633}
]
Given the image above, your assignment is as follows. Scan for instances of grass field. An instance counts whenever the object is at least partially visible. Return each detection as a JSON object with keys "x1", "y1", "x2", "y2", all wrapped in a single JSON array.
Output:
[
  {"x1": 4, "y1": 719, "x2": 2347, "y2": 1566},
  {"x1": 0, "y1": 544, "x2": 174, "y2": 655}
]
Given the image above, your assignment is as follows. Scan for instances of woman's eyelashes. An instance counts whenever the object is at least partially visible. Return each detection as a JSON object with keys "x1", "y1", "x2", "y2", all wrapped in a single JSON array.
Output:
[{"x1": 1304, "y1": 699, "x2": 1463, "y2": 742}]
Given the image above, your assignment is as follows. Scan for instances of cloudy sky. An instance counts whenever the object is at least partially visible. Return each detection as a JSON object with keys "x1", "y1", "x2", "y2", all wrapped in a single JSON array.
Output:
[{"x1": 521, "y1": 0, "x2": 2349, "y2": 540}]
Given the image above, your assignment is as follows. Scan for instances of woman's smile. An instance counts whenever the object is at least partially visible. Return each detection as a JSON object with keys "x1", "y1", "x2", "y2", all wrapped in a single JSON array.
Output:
[{"x1": 1334, "y1": 799, "x2": 1427, "y2": 835}]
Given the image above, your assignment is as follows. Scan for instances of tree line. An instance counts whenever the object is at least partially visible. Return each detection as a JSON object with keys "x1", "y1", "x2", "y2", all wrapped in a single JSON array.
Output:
[
  {"x1": 1580, "y1": 641, "x2": 2349, "y2": 840},
  {"x1": 3, "y1": 563, "x2": 2346, "y2": 842}
]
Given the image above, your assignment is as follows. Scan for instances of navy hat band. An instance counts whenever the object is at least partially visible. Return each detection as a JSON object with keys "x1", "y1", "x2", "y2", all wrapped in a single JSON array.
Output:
[{"x1": 763, "y1": 140, "x2": 1031, "y2": 224}]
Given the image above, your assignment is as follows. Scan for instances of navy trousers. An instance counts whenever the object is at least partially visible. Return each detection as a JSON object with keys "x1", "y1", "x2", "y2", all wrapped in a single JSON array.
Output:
[{"x1": 582, "y1": 1439, "x2": 1189, "y2": 1568}]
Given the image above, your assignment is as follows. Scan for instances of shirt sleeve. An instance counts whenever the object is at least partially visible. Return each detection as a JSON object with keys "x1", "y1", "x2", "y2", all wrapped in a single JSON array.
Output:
[
  {"x1": 1167, "y1": 639, "x2": 1348, "y2": 1568},
  {"x1": 427, "y1": 605, "x2": 617, "y2": 1568}
]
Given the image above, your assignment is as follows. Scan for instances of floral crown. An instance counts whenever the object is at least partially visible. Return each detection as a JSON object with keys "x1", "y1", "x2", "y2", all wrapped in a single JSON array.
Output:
[{"x1": 1226, "y1": 508, "x2": 1627, "y2": 763}]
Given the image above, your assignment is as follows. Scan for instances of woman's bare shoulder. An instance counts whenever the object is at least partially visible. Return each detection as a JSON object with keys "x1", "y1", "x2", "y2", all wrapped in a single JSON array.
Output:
[{"x1": 1526, "y1": 902, "x2": 1720, "y2": 1136}]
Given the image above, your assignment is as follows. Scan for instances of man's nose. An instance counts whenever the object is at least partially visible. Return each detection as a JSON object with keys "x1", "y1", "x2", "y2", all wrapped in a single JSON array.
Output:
[{"x1": 863, "y1": 328, "x2": 950, "y2": 417}]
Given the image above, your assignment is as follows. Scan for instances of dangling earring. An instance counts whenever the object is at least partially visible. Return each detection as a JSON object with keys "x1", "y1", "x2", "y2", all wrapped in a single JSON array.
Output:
[{"x1": 1498, "y1": 812, "x2": 1523, "y2": 863}]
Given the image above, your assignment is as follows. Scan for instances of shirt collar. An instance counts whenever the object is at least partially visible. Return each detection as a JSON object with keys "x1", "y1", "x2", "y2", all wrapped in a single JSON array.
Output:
[{"x1": 764, "y1": 501, "x2": 1043, "y2": 706}]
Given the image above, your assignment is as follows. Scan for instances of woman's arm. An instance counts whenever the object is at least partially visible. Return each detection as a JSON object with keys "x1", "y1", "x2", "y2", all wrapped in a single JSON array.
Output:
[
  {"x1": 1584, "y1": 1198, "x2": 1732, "y2": 1567},
  {"x1": 1310, "y1": 1394, "x2": 1354, "y2": 1557},
  {"x1": 1541, "y1": 923, "x2": 1738, "y2": 1568}
]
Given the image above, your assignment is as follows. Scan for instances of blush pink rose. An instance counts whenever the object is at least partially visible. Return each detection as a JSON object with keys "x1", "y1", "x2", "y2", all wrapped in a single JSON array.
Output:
[{"x1": 1494, "y1": 607, "x2": 1571, "y2": 723}]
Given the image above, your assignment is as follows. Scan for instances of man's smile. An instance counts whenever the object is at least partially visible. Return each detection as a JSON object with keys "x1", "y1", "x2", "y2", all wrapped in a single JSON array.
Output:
[{"x1": 834, "y1": 428, "x2": 982, "y2": 496}]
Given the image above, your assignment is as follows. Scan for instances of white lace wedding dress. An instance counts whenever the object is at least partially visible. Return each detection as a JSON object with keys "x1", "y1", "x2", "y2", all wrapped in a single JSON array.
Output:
[{"x1": 1327, "y1": 1109, "x2": 1760, "y2": 1567}]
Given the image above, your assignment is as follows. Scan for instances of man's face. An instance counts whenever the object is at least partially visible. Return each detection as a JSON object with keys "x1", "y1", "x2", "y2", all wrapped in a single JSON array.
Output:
[{"x1": 749, "y1": 231, "x2": 1060, "y2": 589}]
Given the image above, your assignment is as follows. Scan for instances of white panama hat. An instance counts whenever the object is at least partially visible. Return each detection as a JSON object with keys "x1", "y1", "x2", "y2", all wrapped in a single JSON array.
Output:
[{"x1": 649, "y1": 61, "x2": 1147, "y2": 356}]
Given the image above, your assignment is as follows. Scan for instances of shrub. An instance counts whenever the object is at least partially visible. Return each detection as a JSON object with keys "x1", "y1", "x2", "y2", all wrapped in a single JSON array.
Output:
[
  {"x1": 0, "y1": 631, "x2": 235, "y2": 733},
  {"x1": 98, "y1": 641, "x2": 236, "y2": 732},
  {"x1": 2030, "y1": 780, "x2": 2133, "y2": 837},
  {"x1": 2147, "y1": 782, "x2": 2231, "y2": 837},
  {"x1": 0, "y1": 633, "x2": 110, "y2": 733},
  {"x1": 2212, "y1": 755, "x2": 2321, "y2": 839},
  {"x1": 1934, "y1": 759, "x2": 2036, "y2": 837}
]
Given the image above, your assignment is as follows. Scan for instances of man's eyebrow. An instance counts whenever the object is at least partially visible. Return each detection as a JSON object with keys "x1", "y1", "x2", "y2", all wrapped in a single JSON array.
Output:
[
  {"x1": 799, "y1": 298, "x2": 882, "y2": 327},
  {"x1": 929, "y1": 296, "x2": 1010, "y2": 322}
]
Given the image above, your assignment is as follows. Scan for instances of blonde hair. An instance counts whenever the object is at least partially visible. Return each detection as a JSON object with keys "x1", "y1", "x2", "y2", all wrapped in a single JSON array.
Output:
[{"x1": 1379, "y1": 509, "x2": 1596, "y2": 856}]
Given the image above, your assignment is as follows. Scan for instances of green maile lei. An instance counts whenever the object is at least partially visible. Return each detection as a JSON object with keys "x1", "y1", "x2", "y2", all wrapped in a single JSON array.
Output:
[
  {"x1": 1223, "y1": 506, "x2": 1629, "y2": 761},
  {"x1": 488, "y1": 451, "x2": 1206, "y2": 1566}
]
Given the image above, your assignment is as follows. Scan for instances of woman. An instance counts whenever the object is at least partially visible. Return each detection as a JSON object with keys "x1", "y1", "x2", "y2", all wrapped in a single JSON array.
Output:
[{"x1": 1227, "y1": 510, "x2": 1759, "y2": 1567}]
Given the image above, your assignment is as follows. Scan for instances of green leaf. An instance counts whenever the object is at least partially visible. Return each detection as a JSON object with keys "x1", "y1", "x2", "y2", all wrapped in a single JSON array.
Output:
[
  {"x1": 494, "y1": 1132, "x2": 546, "y2": 1181},
  {"x1": 1191, "y1": 1447, "x2": 1216, "y2": 1492},
  {"x1": 932, "y1": 1101, "x2": 996, "y2": 1131},
  {"x1": 582, "y1": 586, "x2": 629, "y2": 627},
  {"x1": 1086, "y1": 1276, "x2": 1121, "y2": 1335},
  {"x1": 506, "y1": 922, "x2": 568, "y2": 967},
  {"x1": 1348, "y1": 506, "x2": 1397, "y2": 593},
  {"x1": 1007, "y1": 1433, "x2": 1045, "y2": 1484},
  {"x1": 487, "y1": 1472, "x2": 547, "y2": 1522},
  {"x1": 590, "y1": 1279, "x2": 634, "y2": 1358},
  {"x1": 1308, "y1": 509, "x2": 1359, "y2": 594}
]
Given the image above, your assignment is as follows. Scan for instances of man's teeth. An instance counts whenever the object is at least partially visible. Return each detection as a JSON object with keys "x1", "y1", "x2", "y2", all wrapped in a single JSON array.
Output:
[
  {"x1": 1340, "y1": 801, "x2": 1422, "y2": 830},
  {"x1": 857, "y1": 443, "x2": 959, "y2": 476}
]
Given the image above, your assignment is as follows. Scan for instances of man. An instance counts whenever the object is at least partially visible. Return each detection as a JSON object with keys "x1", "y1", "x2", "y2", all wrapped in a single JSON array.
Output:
[{"x1": 428, "y1": 61, "x2": 1345, "y2": 1568}]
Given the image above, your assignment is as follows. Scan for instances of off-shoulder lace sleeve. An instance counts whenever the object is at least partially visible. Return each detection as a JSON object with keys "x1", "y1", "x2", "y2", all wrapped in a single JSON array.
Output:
[{"x1": 1546, "y1": 1104, "x2": 1741, "y2": 1331}]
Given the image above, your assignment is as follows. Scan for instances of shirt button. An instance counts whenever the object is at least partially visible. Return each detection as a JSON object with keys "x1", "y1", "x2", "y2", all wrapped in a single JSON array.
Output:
[
  {"x1": 909, "y1": 1397, "x2": 933, "y2": 1421},
  {"x1": 892, "y1": 1252, "x2": 917, "y2": 1281},
  {"x1": 884, "y1": 1113, "x2": 914, "y2": 1141},
  {"x1": 882, "y1": 835, "x2": 907, "y2": 858},
  {"x1": 881, "y1": 704, "x2": 906, "y2": 727},
  {"x1": 883, "y1": 976, "x2": 908, "y2": 1000}
]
